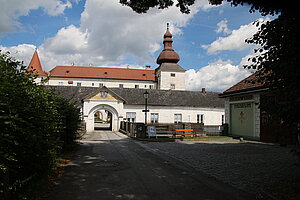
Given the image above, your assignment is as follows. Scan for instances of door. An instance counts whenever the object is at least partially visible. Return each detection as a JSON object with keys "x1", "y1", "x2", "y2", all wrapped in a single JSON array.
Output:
[{"x1": 230, "y1": 102, "x2": 254, "y2": 138}]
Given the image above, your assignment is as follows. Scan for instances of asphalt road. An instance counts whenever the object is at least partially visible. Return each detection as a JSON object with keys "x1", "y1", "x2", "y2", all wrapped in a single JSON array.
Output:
[{"x1": 46, "y1": 131, "x2": 254, "y2": 200}]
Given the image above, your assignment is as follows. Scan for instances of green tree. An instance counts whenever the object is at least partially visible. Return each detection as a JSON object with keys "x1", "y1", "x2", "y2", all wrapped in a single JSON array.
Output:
[
  {"x1": 0, "y1": 51, "x2": 81, "y2": 199},
  {"x1": 120, "y1": 0, "x2": 300, "y2": 126}
]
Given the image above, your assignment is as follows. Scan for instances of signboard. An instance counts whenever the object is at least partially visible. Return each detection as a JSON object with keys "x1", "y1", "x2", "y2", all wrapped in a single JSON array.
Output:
[{"x1": 147, "y1": 126, "x2": 156, "y2": 138}]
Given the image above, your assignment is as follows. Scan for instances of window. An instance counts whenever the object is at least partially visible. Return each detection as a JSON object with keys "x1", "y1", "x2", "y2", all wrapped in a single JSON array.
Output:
[
  {"x1": 119, "y1": 84, "x2": 123, "y2": 88},
  {"x1": 174, "y1": 114, "x2": 182, "y2": 123},
  {"x1": 197, "y1": 114, "x2": 204, "y2": 124},
  {"x1": 145, "y1": 85, "x2": 147, "y2": 88},
  {"x1": 170, "y1": 84, "x2": 175, "y2": 89},
  {"x1": 171, "y1": 73, "x2": 176, "y2": 77},
  {"x1": 126, "y1": 112, "x2": 136, "y2": 122},
  {"x1": 92, "y1": 83, "x2": 94, "y2": 86},
  {"x1": 99, "y1": 83, "x2": 104, "y2": 87},
  {"x1": 58, "y1": 82, "x2": 63, "y2": 85},
  {"x1": 149, "y1": 85, "x2": 154, "y2": 89},
  {"x1": 151, "y1": 113, "x2": 159, "y2": 123},
  {"x1": 77, "y1": 82, "x2": 81, "y2": 86},
  {"x1": 135, "y1": 85, "x2": 139, "y2": 89},
  {"x1": 221, "y1": 115, "x2": 225, "y2": 124}
]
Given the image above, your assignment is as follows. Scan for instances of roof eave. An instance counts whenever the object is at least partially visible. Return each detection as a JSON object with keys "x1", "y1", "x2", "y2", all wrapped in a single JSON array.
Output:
[{"x1": 219, "y1": 86, "x2": 269, "y2": 98}]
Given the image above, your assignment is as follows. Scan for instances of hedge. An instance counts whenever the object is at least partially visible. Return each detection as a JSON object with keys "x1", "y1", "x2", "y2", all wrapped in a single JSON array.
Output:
[{"x1": 0, "y1": 51, "x2": 81, "y2": 199}]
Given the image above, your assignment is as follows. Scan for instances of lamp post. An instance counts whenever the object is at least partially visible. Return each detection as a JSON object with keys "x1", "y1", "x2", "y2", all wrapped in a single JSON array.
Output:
[{"x1": 143, "y1": 91, "x2": 149, "y2": 125}]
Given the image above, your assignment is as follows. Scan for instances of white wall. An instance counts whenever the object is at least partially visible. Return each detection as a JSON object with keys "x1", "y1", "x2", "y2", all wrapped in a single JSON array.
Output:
[
  {"x1": 123, "y1": 105, "x2": 224, "y2": 125},
  {"x1": 158, "y1": 71, "x2": 185, "y2": 90},
  {"x1": 47, "y1": 77, "x2": 156, "y2": 89}
]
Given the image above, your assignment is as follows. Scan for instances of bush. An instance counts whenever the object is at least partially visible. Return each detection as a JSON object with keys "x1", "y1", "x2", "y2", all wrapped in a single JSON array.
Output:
[{"x1": 0, "y1": 51, "x2": 81, "y2": 199}]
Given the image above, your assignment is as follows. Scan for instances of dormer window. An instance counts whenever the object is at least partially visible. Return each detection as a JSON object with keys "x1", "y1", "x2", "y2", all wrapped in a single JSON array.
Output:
[
  {"x1": 142, "y1": 74, "x2": 146, "y2": 76},
  {"x1": 104, "y1": 72, "x2": 108, "y2": 75}
]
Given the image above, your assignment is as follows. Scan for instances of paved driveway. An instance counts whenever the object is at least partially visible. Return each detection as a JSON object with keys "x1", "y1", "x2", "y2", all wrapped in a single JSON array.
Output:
[
  {"x1": 46, "y1": 132, "x2": 254, "y2": 200},
  {"x1": 141, "y1": 138, "x2": 300, "y2": 193}
]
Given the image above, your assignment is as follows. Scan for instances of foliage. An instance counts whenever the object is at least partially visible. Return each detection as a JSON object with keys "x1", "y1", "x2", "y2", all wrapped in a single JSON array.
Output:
[
  {"x1": 0, "y1": 51, "x2": 81, "y2": 199},
  {"x1": 119, "y1": 0, "x2": 195, "y2": 14},
  {"x1": 119, "y1": 0, "x2": 300, "y2": 126}
]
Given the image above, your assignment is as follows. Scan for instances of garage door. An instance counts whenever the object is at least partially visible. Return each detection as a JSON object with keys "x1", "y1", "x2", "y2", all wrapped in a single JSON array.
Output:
[{"x1": 230, "y1": 102, "x2": 254, "y2": 138}]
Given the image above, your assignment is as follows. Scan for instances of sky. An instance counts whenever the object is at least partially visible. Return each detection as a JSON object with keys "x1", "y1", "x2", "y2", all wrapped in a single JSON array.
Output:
[{"x1": 0, "y1": 0, "x2": 274, "y2": 92}]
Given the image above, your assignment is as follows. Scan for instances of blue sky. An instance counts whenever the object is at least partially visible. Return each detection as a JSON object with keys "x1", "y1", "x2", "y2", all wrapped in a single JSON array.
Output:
[{"x1": 0, "y1": 0, "x2": 273, "y2": 91}]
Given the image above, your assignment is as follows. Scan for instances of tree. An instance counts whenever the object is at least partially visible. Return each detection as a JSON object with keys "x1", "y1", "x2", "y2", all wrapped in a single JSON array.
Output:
[
  {"x1": 120, "y1": 0, "x2": 300, "y2": 126},
  {"x1": 0, "y1": 51, "x2": 81, "y2": 199}
]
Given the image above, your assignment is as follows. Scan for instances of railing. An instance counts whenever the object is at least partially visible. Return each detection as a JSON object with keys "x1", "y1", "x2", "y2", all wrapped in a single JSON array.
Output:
[
  {"x1": 120, "y1": 122, "x2": 219, "y2": 138},
  {"x1": 204, "y1": 125, "x2": 222, "y2": 136}
]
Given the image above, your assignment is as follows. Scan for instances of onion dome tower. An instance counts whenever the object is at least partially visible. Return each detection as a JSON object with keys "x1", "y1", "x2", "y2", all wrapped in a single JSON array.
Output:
[
  {"x1": 156, "y1": 23, "x2": 180, "y2": 64},
  {"x1": 155, "y1": 23, "x2": 186, "y2": 90}
]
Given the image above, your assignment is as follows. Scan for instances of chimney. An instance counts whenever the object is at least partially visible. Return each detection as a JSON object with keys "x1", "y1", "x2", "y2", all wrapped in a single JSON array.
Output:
[{"x1": 202, "y1": 88, "x2": 206, "y2": 93}]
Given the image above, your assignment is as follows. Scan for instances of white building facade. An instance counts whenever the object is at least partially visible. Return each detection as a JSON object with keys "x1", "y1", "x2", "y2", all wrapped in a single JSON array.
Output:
[{"x1": 29, "y1": 25, "x2": 225, "y2": 133}]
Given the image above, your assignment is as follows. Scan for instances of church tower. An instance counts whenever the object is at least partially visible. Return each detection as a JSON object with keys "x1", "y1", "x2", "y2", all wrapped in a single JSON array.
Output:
[{"x1": 155, "y1": 23, "x2": 186, "y2": 90}]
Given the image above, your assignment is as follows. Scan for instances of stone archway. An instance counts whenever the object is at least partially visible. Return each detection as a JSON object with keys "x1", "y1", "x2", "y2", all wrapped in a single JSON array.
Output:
[{"x1": 86, "y1": 104, "x2": 119, "y2": 132}]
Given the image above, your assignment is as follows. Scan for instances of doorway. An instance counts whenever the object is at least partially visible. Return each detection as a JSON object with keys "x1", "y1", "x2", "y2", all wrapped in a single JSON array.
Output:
[{"x1": 94, "y1": 110, "x2": 112, "y2": 130}]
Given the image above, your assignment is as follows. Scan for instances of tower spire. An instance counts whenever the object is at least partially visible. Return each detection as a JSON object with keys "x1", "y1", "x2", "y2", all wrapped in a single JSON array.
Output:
[
  {"x1": 156, "y1": 23, "x2": 180, "y2": 64},
  {"x1": 27, "y1": 49, "x2": 47, "y2": 76}
]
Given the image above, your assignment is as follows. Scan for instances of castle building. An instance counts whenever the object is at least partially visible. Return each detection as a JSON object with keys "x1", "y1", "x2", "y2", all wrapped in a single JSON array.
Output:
[{"x1": 28, "y1": 25, "x2": 225, "y2": 132}]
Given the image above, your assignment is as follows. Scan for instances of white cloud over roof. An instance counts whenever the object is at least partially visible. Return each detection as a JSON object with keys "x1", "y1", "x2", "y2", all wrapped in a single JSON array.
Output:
[{"x1": 202, "y1": 18, "x2": 268, "y2": 54}]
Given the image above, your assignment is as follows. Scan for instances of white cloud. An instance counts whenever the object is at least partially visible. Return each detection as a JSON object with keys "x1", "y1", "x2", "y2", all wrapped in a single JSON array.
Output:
[
  {"x1": 42, "y1": 25, "x2": 88, "y2": 54},
  {"x1": 0, "y1": 0, "x2": 71, "y2": 32},
  {"x1": 3, "y1": 0, "x2": 212, "y2": 71},
  {"x1": 0, "y1": 44, "x2": 37, "y2": 66},
  {"x1": 202, "y1": 18, "x2": 268, "y2": 54},
  {"x1": 215, "y1": 19, "x2": 231, "y2": 34},
  {"x1": 185, "y1": 60, "x2": 252, "y2": 92}
]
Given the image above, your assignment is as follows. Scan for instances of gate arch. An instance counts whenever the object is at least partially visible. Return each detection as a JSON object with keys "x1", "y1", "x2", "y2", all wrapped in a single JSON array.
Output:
[{"x1": 86, "y1": 104, "x2": 119, "y2": 132}]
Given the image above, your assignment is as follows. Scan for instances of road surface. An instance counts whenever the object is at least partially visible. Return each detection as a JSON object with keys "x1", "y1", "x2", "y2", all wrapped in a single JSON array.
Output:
[{"x1": 46, "y1": 131, "x2": 254, "y2": 200}]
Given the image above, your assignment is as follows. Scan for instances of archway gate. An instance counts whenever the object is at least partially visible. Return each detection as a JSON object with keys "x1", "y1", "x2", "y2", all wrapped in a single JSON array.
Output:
[{"x1": 82, "y1": 87, "x2": 125, "y2": 133}]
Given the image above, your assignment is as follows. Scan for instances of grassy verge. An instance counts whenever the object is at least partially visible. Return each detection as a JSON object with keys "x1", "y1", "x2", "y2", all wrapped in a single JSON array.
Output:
[{"x1": 136, "y1": 136, "x2": 230, "y2": 142}]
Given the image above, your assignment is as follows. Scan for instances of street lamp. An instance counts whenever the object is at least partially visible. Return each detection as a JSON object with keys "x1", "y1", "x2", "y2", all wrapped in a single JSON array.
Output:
[{"x1": 143, "y1": 90, "x2": 149, "y2": 125}]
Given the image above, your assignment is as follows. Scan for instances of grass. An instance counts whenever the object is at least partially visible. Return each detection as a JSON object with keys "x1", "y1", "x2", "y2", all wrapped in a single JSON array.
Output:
[{"x1": 136, "y1": 136, "x2": 230, "y2": 142}]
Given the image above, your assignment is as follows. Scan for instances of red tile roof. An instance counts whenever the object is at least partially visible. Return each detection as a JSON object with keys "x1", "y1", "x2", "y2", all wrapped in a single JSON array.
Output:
[
  {"x1": 49, "y1": 66, "x2": 156, "y2": 81},
  {"x1": 27, "y1": 50, "x2": 47, "y2": 76},
  {"x1": 222, "y1": 71, "x2": 266, "y2": 94}
]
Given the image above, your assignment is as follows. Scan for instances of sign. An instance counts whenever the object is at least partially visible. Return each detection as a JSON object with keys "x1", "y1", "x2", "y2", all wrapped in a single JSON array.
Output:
[
  {"x1": 147, "y1": 126, "x2": 156, "y2": 138},
  {"x1": 229, "y1": 95, "x2": 253, "y2": 102},
  {"x1": 142, "y1": 109, "x2": 150, "y2": 112}
]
